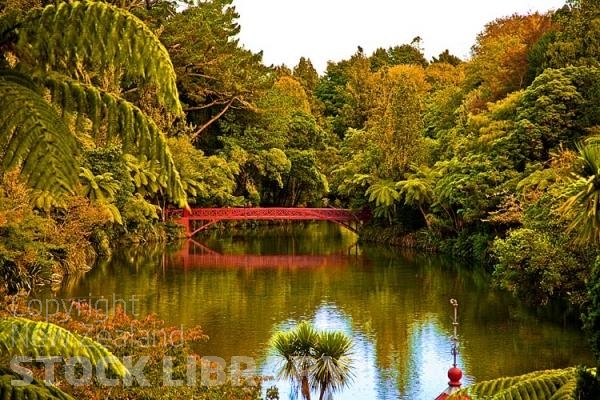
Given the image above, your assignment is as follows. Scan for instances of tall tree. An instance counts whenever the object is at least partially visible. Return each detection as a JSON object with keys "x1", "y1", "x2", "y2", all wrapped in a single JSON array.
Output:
[
  {"x1": 464, "y1": 12, "x2": 554, "y2": 108},
  {"x1": 293, "y1": 57, "x2": 319, "y2": 93},
  {"x1": 159, "y1": 0, "x2": 271, "y2": 142},
  {"x1": 431, "y1": 49, "x2": 463, "y2": 66},
  {"x1": 542, "y1": 0, "x2": 600, "y2": 69},
  {"x1": 366, "y1": 65, "x2": 427, "y2": 178}
]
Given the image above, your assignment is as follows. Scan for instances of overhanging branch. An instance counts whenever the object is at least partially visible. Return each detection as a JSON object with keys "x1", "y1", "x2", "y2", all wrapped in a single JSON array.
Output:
[{"x1": 190, "y1": 96, "x2": 238, "y2": 141}]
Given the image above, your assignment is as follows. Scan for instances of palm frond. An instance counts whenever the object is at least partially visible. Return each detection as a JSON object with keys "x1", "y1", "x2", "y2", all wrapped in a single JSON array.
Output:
[
  {"x1": 310, "y1": 331, "x2": 354, "y2": 396},
  {"x1": 293, "y1": 321, "x2": 318, "y2": 356},
  {"x1": 270, "y1": 330, "x2": 301, "y2": 382}
]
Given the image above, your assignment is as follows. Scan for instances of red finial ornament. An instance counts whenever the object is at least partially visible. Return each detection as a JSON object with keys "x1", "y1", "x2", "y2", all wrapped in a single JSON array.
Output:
[
  {"x1": 435, "y1": 299, "x2": 469, "y2": 400},
  {"x1": 448, "y1": 366, "x2": 463, "y2": 387}
]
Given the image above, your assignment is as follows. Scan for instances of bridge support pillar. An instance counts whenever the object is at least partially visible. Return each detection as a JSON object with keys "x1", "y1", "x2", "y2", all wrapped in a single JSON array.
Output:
[
  {"x1": 179, "y1": 217, "x2": 191, "y2": 238},
  {"x1": 181, "y1": 208, "x2": 192, "y2": 238}
]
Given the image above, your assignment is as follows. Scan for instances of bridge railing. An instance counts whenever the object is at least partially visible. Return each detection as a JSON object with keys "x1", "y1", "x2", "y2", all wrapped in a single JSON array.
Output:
[{"x1": 165, "y1": 207, "x2": 370, "y2": 237}]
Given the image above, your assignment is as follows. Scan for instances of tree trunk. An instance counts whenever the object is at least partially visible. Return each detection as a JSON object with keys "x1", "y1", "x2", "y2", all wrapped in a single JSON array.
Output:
[
  {"x1": 419, "y1": 205, "x2": 430, "y2": 229},
  {"x1": 301, "y1": 376, "x2": 311, "y2": 400},
  {"x1": 319, "y1": 386, "x2": 326, "y2": 400}
]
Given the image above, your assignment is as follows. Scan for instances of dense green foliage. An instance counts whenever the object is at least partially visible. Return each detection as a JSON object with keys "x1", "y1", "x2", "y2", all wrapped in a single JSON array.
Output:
[{"x1": 2, "y1": 0, "x2": 600, "y2": 397}]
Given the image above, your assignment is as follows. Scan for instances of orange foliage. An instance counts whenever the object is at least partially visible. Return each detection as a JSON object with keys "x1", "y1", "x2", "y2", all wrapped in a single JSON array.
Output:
[{"x1": 466, "y1": 12, "x2": 555, "y2": 108}]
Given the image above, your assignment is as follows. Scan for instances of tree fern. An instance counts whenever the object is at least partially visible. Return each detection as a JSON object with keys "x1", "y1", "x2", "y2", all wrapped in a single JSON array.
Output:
[
  {"x1": 0, "y1": 317, "x2": 130, "y2": 379},
  {"x1": 15, "y1": 1, "x2": 182, "y2": 117},
  {"x1": 0, "y1": 366, "x2": 75, "y2": 400},
  {"x1": 79, "y1": 167, "x2": 120, "y2": 202},
  {"x1": 41, "y1": 73, "x2": 186, "y2": 206},
  {"x1": 0, "y1": 2, "x2": 189, "y2": 208},
  {"x1": 124, "y1": 153, "x2": 164, "y2": 196},
  {"x1": 0, "y1": 79, "x2": 79, "y2": 197},
  {"x1": 366, "y1": 180, "x2": 400, "y2": 207},
  {"x1": 449, "y1": 367, "x2": 577, "y2": 400}
]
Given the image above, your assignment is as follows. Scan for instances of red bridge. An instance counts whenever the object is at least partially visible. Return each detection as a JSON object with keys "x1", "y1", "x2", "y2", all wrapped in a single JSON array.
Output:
[{"x1": 168, "y1": 207, "x2": 369, "y2": 237}]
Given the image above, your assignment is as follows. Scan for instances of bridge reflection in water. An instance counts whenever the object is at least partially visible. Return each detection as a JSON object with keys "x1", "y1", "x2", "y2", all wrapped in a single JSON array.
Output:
[{"x1": 168, "y1": 239, "x2": 364, "y2": 269}]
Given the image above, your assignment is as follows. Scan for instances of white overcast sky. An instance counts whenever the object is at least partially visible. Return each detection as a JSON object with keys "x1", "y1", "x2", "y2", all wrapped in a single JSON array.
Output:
[{"x1": 232, "y1": 0, "x2": 567, "y2": 73}]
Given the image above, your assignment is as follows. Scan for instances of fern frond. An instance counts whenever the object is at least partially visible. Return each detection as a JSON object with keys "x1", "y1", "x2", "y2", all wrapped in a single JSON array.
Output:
[
  {"x1": 42, "y1": 74, "x2": 187, "y2": 206},
  {"x1": 0, "y1": 317, "x2": 130, "y2": 379},
  {"x1": 366, "y1": 180, "x2": 400, "y2": 207},
  {"x1": 0, "y1": 80, "x2": 79, "y2": 198},
  {"x1": 0, "y1": 68, "x2": 39, "y2": 92},
  {"x1": 449, "y1": 368, "x2": 577, "y2": 400},
  {"x1": 548, "y1": 378, "x2": 577, "y2": 400},
  {"x1": 0, "y1": 366, "x2": 75, "y2": 400},
  {"x1": 15, "y1": 1, "x2": 182, "y2": 117}
]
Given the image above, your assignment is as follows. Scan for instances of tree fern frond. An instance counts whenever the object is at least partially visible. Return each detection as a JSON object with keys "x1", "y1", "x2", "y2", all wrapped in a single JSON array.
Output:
[
  {"x1": 366, "y1": 180, "x2": 400, "y2": 207},
  {"x1": 101, "y1": 202, "x2": 123, "y2": 225},
  {"x1": 0, "y1": 317, "x2": 130, "y2": 379},
  {"x1": 0, "y1": 80, "x2": 79, "y2": 198},
  {"x1": 40, "y1": 74, "x2": 187, "y2": 206},
  {"x1": 0, "y1": 68, "x2": 40, "y2": 92},
  {"x1": 16, "y1": 1, "x2": 182, "y2": 117},
  {"x1": 0, "y1": 367, "x2": 75, "y2": 400},
  {"x1": 449, "y1": 368, "x2": 577, "y2": 400},
  {"x1": 31, "y1": 190, "x2": 66, "y2": 211},
  {"x1": 548, "y1": 378, "x2": 577, "y2": 400}
]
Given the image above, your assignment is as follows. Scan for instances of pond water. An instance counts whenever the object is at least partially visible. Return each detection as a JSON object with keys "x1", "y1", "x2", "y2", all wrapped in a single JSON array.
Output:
[{"x1": 55, "y1": 222, "x2": 593, "y2": 399}]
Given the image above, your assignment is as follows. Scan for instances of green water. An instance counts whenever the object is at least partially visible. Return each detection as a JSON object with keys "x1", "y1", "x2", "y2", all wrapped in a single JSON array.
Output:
[{"x1": 55, "y1": 222, "x2": 593, "y2": 399}]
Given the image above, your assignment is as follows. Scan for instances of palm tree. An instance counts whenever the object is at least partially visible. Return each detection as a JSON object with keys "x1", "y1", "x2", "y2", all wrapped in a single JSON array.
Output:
[
  {"x1": 270, "y1": 321, "x2": 318, "y2": 400},
  {"x1": 311, "y1": 331, "x2": 354, "y2": 400},
  {"x1": 0, "y1": 1, "x2": 187, "y2": 207},
  {"x1": 396, "y1": 175, "x2": 433, "y2": 229},
  {"x1": 270, "y1": 321, "x2": 353, "y2": 400}
]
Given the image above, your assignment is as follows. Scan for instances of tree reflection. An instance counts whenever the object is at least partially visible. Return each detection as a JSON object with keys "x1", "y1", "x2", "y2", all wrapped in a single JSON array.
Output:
[{"x1": 54, "y1": 222, "x2": 593, "y2": 399}]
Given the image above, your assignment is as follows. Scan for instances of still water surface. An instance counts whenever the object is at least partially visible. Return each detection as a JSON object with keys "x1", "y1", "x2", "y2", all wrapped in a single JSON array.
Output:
[{"x1": 57, "y1": 222, "x2": 593, "y2": 399}]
